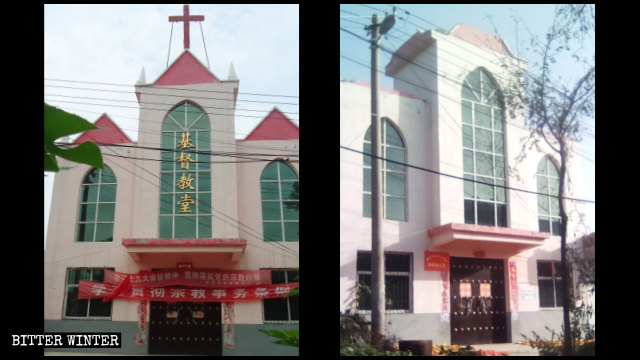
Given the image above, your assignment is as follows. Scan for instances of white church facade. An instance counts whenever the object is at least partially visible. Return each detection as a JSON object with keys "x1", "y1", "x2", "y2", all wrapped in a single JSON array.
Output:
[
  {"x1": 44, "y1": 6, "x2": 299, "y2": 356},
  {"x1": 339, "y1": 24, "x2": 593, "y2": 345}
]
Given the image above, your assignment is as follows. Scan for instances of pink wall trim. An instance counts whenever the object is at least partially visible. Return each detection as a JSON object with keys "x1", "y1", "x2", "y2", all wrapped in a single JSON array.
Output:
[
  {"x1": 122, "y1": 238, "x2": 246, "y2": 247},
  {"x1": 428, "y1": 223, "x2": 549, "y2": 240}
]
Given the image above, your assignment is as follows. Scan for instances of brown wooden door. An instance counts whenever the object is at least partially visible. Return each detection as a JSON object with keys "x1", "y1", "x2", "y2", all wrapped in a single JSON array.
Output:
[
  {"x1": 148, "y1": 301, "x2": 222, "y2": 355},
  {"x1": 450, "y1": 257, "x2": 507, "y2": 345}
]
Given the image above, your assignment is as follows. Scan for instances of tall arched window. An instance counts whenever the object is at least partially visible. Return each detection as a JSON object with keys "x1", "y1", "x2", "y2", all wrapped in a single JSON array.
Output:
[
  {"x1": 260, "y1": 161, "x2": 299, "y2": 242},
  {"x1": 536, "y1": 157, "x2": 561, "y2": 235},
  {"x1": 77, "y1": 166, "x2": 117, "y2": 242},
  {"x1": 159, "y1": 101, "x2": 212, "y2": 238},
  {"x1": 461, "y1": 68, "x2": 507, "y2": 227},
  {"x1": 363, "y1": 118, "x2": 406, "y2": 221}
]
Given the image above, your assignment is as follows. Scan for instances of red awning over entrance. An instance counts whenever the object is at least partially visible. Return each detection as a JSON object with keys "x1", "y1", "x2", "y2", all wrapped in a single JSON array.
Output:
[{"x1": 427, "y1": 223, "x2": 549, "y2": 257}]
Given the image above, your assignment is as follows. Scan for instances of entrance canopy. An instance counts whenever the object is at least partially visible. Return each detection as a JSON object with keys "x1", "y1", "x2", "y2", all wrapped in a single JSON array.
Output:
[
  {"x1": 122, "y1": 238, "x2": 246, "y2": 262},
  {"x1": 428, "y1": 223, "x2": 549, "y2": 257}
]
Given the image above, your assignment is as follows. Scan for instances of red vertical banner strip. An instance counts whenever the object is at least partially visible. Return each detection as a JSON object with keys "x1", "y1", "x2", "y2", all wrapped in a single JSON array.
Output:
[
  {"x1": 509, "y1": 261, "x2": 519, "y2": 320},
  {"x1": 223, "y1": 302, "x2": 235, "y2": 349},
  {"x1": 440, "y1": 270, "x2": 450, "y2": 322},
  {"x1": 135, "y1": 301, "x2": 148, "y2": 346}
]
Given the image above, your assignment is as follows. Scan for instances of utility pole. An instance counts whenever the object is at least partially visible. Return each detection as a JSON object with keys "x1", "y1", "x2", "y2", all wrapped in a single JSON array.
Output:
[{"x1": 365, "y1": 9, "x2": 394, "y2": 348}]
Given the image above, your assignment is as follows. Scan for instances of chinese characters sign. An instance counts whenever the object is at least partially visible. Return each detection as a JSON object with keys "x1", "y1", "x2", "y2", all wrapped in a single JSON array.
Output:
[
  {"x1": 424, "y1": 251, "x2": 450, "y2": 271},
  {"x1": 104, "y1": 268, "x2": 271, "y2": 288},
  {"x1": 509, "y1": 260, "x2": 519, "y2": 320},
  {"x1": 176, "y1": 131, "x2": 196, "y2": 212},
  {"x1": 78, "y1": 281, "x2": 298, "y2": 303}
]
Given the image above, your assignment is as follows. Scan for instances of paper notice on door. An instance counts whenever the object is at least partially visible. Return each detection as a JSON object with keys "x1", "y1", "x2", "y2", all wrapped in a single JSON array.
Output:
[
  {"x1": 480, "y1": 283, "x2": 491, "y2": 297},
  {"x1": 460, "y1": 282, "x2": 472, "y2": 297}
]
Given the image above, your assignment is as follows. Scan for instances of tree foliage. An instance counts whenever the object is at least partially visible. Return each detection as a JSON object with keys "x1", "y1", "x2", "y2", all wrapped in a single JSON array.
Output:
[
  {"x1": 44, "y1": 103, "x2": 103, "y2": 172},
  {"x1": 499, "y1": 5, "x2": 594, "y2": 356}
]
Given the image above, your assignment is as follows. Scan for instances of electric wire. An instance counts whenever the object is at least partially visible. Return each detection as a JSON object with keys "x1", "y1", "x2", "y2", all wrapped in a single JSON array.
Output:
[
  {"x1": 100, "y1": 146, "x2": 299, "y2": 259},
  {"x1": 340, "y1": 145, "x2": 594, "y2": 204}
]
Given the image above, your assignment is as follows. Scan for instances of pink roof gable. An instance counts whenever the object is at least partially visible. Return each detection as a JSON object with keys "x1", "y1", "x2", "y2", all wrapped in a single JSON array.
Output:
[
  {"x1": 450, "y1": 24, "x2": 512, "y2": 56},
  {"x1": 244, "y1": 108, "x2": 299, "y2": 141},
  {"x1": 74, "y1": 113, "x2": 132, "y2": 145},
  {"x1": 154, "y1": 50, "x2": 219, "y2": 86}
]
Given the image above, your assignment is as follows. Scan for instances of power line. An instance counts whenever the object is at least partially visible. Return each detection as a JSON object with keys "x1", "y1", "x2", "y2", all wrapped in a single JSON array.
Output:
[
  {"x1": 44, "y1": 93, "x2": 299, "y2": 115},
  {"x1": 45, "y1": 78, "x2": 299, "y2": 99},
  {"x1": 340, "y1": 26, "x2": 595, "y2": 161},
  {"x1": 339, "y1": 144, "x2": 594, "y2": 204},
  {"x1": 55, "y1": 142, "x2": 298, "y2": 160},
  {"x1": 44, "y1": 98, "x2": 298, "y2": 121},
  {"x1": 99, "y1": 146, "x2": 299, "y2": 258}
]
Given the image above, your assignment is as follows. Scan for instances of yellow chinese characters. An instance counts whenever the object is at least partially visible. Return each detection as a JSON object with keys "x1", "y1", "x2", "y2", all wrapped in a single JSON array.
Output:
[
  {"x1": 177, "y1": 194, "x2": 195, "y2": 213},
  {"x1": 176, "y1": 152, "x2": 195, "y2": 170},
  {"x1": 176, "y1": 173, "x2": 196, "y2": 190},
  {"x1": 177, "y1": 132, "x2": 196, "y2": 150},
  {"x1": 175, "y1": 131, "x2": 197, "y2": 214}
]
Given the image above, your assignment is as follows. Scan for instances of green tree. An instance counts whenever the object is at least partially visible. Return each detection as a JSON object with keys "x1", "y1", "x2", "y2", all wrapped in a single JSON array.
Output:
[
  {"x1": 44, "y1": 103, "x2": 103, "y2": 172},
  {"x1": 499, "y1": 5, "x2": 594, "y2": 355}
]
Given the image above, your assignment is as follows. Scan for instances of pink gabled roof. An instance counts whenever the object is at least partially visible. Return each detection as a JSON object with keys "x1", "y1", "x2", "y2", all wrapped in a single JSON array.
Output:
[
  {"x1": 74, "y1": 113, "x2": 132, "y2": 145},
  {"x1": 244, "y1": 108, "x2": 299, "y2": 141},
  {"x1": 450, "y1": 24, "x2": 512, "y2": 57},
  {"x1": 154, "y1": 50, "x2": 219, "y2": 86}
]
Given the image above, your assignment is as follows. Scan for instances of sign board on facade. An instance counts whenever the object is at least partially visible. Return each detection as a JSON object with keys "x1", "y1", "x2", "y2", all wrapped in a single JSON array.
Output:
[{"x1": 424, "y1": 251, "x2": 450, "y2": 271}]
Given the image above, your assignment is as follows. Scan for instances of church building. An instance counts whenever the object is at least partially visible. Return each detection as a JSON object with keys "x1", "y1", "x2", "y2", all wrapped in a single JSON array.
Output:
[
  {"x1": 340, "y1": 23, "x2": 592, "y2": 345},
  {"x1": 45, "y1": 5, "x2": 299, "y2": 356}
]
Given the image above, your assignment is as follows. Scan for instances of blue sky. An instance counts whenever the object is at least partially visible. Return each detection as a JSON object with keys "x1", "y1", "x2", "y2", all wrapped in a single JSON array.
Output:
[{"x1": 340, "y1": 4, "x2": 595, "y2": 232}]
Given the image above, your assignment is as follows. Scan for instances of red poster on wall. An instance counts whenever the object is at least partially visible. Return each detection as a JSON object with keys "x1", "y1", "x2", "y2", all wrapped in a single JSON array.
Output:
[{"x1": 424, "y1": 251, "x2": 450, "y2": 271}]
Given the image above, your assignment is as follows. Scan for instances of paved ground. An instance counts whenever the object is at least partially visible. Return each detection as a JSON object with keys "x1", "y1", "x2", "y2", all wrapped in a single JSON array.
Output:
[{"x1": 472, "y1": 343, "x2": 540, "y2": 356}]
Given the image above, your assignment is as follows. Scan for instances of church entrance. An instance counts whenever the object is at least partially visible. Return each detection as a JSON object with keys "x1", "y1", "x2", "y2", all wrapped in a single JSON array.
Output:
[
  {"x1": 450, "y1": 257, "x2": 508, "y2": 345},
  {"x1": 148, "y1": 301, "x2": 222, "y2": 355}
]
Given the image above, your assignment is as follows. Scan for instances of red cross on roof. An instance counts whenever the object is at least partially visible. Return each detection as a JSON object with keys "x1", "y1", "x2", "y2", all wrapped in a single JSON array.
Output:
[{"x1": 169, "y1": 5, "x2": 204, "y2": 50}]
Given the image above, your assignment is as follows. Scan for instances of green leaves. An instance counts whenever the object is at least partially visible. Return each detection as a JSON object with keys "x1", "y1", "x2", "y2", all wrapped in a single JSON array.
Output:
[
  {"x1": 44, "y1": 103, "x2": 103, "y2": 172},
  {"x1": 258, "y1": 329, "x2": 299, "y2": 348}
]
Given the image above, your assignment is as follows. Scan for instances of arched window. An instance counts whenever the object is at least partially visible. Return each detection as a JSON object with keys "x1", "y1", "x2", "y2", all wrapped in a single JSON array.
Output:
[
  {"x1": 77, "y1": 166, "x2": 117, "y2": 242},
  {"x1": 536, "y1": 157, "x2": 561, "y2": 235},
  {"x1": 461, "y1": 68, "x2": 507, "y2": 227},
  {"x1": 363, "y1": 118, "x2": 406, "y2": 221},
  {"x1": 159, "y1": 101, "x2": 212, "y2": 238},
  {"x1": 260, "y1": 161, "x2": 299, "y2": 242}
]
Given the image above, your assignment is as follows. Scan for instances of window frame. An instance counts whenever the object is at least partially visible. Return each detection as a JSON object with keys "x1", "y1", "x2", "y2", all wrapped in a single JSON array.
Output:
[
  {"x1": 461, "y1": 68, "x2": 508, "y2": 227},
  {"x1": 262, "y1": 269, "x2": 299, "y2": 324},
  {"x1": 536, "y1": 157, "x2": 561, "y2": 236},
  {"x1": 63, "y1": 268, "x2": 114, "y2": 320},
  {"x1": 76, "y1": 166, "x2": 117, "y2": 242},
  {"x1": 158, "y1": 101, "x2": 212, "y2": 239},
  {"x1": 363, "y1": 117, "x2": 407, "y2": 221},
  {"x1": 260, "y1": 161, "x2": 299, "y2": 242},
  {"x1": 536, "y1": 260, "x2": 566, "y2": 309},
  {"x1": 355, "y1": 251, "x2": 412, "y2": 313}
]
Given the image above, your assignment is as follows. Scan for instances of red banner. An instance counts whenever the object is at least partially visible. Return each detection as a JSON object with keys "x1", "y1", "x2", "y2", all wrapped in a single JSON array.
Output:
[
  {"x1": 104, "y1": 268, "x2": 271, "y2": 288},
  {"x1": 78, "y1": 280, "x2": 298, "y2": 303}
]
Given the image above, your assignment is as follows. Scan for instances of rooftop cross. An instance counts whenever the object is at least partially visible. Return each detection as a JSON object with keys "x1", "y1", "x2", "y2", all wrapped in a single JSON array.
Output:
[{"x1": 169, "y1": 5, "x2": 204, "y2": 50}]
